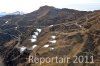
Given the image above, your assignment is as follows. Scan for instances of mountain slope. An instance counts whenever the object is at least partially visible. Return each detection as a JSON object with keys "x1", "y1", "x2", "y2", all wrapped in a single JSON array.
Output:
[{"x1": 0, "y1": 6, "x2": 100, "y2": 66}]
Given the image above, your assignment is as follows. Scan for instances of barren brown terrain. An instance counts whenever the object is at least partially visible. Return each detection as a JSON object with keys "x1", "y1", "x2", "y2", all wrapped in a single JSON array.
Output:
[{"x1": 0, "y1": 6, "x2": 100, "y2": 66}]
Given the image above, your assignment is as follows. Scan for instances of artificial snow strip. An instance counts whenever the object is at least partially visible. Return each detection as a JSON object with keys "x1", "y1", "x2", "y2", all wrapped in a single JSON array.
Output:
[
  {"x1": 51, "y1": 36, "x2": 56, "y2": 39},
  {"x1": 36, "y1": 28, "x2": 42, "y2": 33},
  {"x1": 34, "y1": 32, "x2": 39, "y2": 36},
  {"x1": 43, "y1": 44, "x2": 49, "y2": 48},
  {"x1": 30, "y1": 38, "x2": 37, "y2": 42},
  {"x1": 31, "y1": 45, "x2": 37, "y2": 49},
  {"x1": 32, "y1": 35, "x2": 37, "y2": 39},
  {"x1": 20, "y1": 46, "x2": 27, "y2": 53},
  {"x1": 49, "y1": 40, "x2": 56, "y2": 44}
]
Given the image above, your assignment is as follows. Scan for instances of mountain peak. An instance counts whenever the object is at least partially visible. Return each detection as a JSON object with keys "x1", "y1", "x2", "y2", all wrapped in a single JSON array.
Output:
[
  {"x1": 9, "y1": 11, "x2": 24, "y2": 15},
  {"x1": 39, "y1": 5, "x2": 55, "y2": 11}
]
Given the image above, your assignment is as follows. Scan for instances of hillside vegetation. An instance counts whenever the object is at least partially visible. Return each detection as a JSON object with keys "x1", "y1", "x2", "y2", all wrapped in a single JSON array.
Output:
[{"x1": 0, "y1": 6, "x2": 100, "y2": 66}]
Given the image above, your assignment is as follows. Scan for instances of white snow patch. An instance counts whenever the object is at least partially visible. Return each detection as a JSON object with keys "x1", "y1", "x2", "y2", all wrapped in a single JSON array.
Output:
[
  {"x1": 30, "y1": 38, "x2": 37, "y2": 42},
  {"x1": 50, "y1": 48, "x2": 54, "y2": 50},
  {"x1": 51, "y1": 36, "x2": 56, "y2": 39},
  {"x1": 32, "y1": 35, "x2": 37, "y2": 39},
  {"x1": 49, "y1": 25, "x2": 53, "y2": 27},
  {"x1": 36, "y1": 28, "x2": 42, "y2": 33},
  {"x1": 34, "y1": 32, "x2": 39, "y2": 36},
  {"x1": 49, "y1": 40, "x2": 56, "y2": 44},
  {"x1": 78, "y1": 25, "x2": 82, "y2": 28},
  {"x1": 5, "y1": 21, "x2": 8, "y2": 23},
  {"x1": 20, "y1": 46, "x2": 27, "y2": 53},
  {"x1": 43, "y1": 44, "x2": 49, "y2": 48},
  {"x1": 31, "y1": 45, "x2": 37, "y2": 49},
  {"x1": 15, "y1": 27, "x2": 18, "y2": 29},
  {"x1": 75, "y1": 23, "x2": 82, "y2": 28}
]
